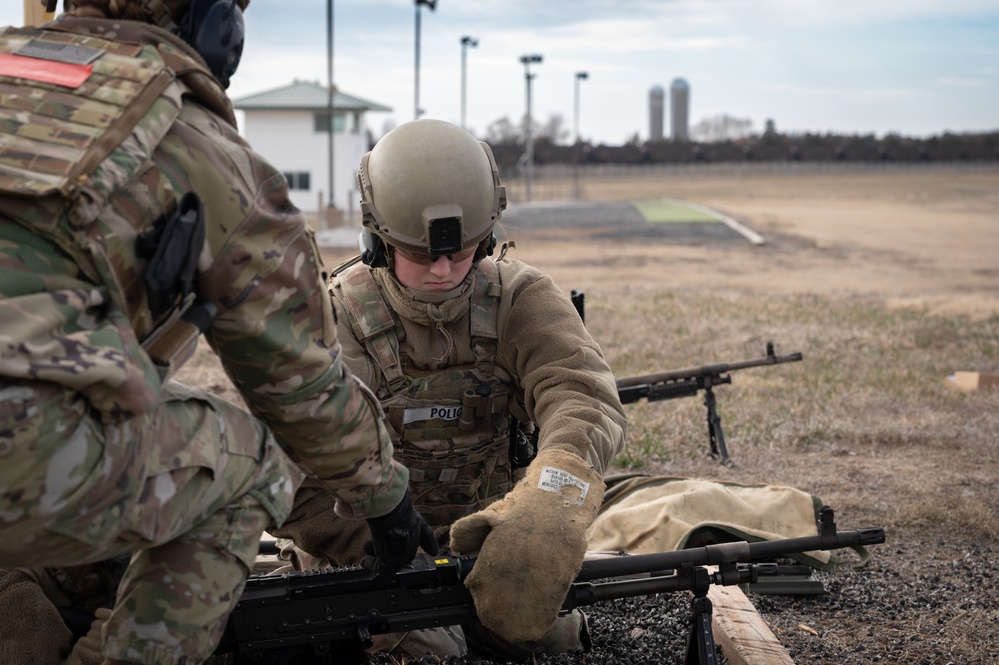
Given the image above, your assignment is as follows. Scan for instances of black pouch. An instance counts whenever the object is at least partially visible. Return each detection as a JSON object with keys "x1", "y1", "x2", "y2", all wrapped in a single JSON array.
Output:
[{"x1": 136, "y1": 191, "x2": 205, "y2": 321}]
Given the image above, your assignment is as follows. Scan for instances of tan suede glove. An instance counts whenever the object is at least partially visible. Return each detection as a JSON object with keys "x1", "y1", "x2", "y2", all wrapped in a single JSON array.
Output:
[
  {"x1": 448, "y1": 448, "x2": 604, "y2": 643},
  {"x1": 65, "y1": 607, "x2": 110, "y2": 665}
]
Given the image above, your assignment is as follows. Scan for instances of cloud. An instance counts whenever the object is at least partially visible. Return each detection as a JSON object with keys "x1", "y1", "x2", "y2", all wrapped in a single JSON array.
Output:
[
  {"x1": 761, "y1": 82, "x2": 916, "y2": 100},
  {"x1": 936, "y1": 77, "x2": 992, "y2": 88}
]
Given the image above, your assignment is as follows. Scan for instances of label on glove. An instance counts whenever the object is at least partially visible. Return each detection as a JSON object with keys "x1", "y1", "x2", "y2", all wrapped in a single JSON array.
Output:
[{"x1": 537, "y1": 466, "x2": 590, "y2": 506}]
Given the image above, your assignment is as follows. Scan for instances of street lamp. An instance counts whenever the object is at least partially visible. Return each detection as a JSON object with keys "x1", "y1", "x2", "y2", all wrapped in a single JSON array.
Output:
[
  {"x1": 326, "y1": 0, "x2": 335, "y2": 220},
  {"x1": 414, "y1": 0, "x2": 437, "y2": 120},
  {"x1": 573, "y1": 71, "x2": 589, "y2": 200},
  {"x1": 574, "y1": 71, "x2": 589, "y2": 145},
  {"x1": 519, "y1": 53, "x2": 542, "y2": 202},
  {"x1": 460, "y1": 36, "x2": 478, "y2": 131}
]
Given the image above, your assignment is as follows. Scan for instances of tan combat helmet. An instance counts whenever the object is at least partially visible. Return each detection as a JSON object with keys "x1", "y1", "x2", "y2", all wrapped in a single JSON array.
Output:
[{"x1": 356, "y1": 119, "x2": 507, "y2": 267}]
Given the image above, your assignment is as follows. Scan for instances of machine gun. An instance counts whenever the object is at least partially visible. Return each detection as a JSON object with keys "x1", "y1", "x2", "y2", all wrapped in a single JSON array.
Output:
[
  {"x1": 616, "y1": 341, "x2": 802, "y2": 464},
  {"x1": 218, "y1": 507, "x2": 885, "y2": 665},
  {"x1": 570, "y1": 290, "x2": 802, "y2": 464}
]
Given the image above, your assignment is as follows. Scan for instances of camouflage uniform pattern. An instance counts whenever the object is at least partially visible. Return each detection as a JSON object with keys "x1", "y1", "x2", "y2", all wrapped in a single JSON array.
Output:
[
  {"x1": 0, "y1": 16, "x2": 406, "y2": 665},
  {"x1": 335, "y1": 259, "x2": 521, "y2": 527},
  {"x1": 281, "y1": 252, "x2": 627, "y2": 660}
]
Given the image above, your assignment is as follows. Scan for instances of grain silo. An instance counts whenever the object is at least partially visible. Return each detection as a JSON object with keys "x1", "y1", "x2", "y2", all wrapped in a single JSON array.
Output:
[
  {"x1": 649, "y1": 85, "x2": 664, "y2": 141},
  {"x1": 670, "y1": 78, "x2": 690, "y2": 141}
]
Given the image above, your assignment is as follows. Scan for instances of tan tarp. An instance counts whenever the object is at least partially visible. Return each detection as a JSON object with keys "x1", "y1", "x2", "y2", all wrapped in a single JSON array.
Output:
[{"x1": 587, "y1": 476, "x2": 833, "y2": 568}]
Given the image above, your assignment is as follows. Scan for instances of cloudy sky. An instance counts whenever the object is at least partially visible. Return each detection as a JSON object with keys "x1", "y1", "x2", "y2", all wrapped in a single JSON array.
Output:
[{"x1": 7, "y1": 0, "x2": 998, "y2": 145}]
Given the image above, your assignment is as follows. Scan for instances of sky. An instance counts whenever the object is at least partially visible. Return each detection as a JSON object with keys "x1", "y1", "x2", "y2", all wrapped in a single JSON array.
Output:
[{"x1": 6, "y1": 0, "x2": 999, "y2": 145}]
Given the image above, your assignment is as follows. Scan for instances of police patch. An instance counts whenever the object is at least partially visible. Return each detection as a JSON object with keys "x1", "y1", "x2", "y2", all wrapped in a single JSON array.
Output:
[{"x1": 402, "y1": 405, "x2": 462, "y2": 424}]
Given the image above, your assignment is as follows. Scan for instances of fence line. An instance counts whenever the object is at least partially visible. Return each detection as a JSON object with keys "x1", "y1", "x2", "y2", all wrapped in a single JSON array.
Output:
[{"x1": 500, "y1": 161, "x2": 999, "y2": 204}]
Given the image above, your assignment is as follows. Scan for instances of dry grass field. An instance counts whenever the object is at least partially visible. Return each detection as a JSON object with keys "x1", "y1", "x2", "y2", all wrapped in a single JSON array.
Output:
[{"x1": 177, "y1": 164, "x2": 999, "y2": 663}]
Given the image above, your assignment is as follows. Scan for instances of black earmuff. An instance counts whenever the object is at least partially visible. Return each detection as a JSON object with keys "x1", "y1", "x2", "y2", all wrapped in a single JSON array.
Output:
[
  {"x1": 178, "y1": 0, "x2": 244, "y2": 89},
  {"x1": 358, "y1": 229, "x2": 388, "y2": 268}
]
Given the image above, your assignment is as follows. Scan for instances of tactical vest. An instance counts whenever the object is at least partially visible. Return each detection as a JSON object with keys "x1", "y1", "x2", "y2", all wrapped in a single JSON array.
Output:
[
  {"x1": 0, "y1": 22, "x2": 225, "y2": 414},
  {"x1": 336, "y1": 261, "x2": 524, "y2": 527}
]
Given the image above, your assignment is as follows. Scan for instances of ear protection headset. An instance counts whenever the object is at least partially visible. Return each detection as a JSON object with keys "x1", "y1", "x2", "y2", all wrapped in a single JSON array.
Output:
[
  {"x1": 44, "y1": 1, "x2": 244, "y2": 88},
  {"x1": 144, "y1": 0, "x2": 245, "y2": 89}
]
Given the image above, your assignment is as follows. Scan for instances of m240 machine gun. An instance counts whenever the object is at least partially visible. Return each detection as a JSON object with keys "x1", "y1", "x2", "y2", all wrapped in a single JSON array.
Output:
[
  {"x1": 570, "y1": 290, "x2": 802, "y2": 464},
  {"x1": 615, "y1": 341, "x2": 803, "y2": 464},
  {"x1": 218, "y1": 507, "x2": 885, "y2": 665}
]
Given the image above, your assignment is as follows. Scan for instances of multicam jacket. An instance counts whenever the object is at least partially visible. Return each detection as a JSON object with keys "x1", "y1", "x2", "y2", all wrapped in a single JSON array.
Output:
[
  {"x1": 0, "y1": 16, "x2": 406, "y2": 518},
  {"x1": 330, "y1": 254, "x2": 627, "y2": 525}
]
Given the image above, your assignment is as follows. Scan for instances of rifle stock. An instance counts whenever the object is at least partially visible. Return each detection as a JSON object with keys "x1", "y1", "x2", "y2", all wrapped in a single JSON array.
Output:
[{"x1": 219, "y1": 507, "x2": 884, "y2": 665}]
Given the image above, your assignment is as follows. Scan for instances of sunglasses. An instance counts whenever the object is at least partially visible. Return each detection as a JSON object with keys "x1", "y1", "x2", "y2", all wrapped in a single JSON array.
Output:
[{"x1": 394, "y1": 245, "x2": 477, "y2": 266}]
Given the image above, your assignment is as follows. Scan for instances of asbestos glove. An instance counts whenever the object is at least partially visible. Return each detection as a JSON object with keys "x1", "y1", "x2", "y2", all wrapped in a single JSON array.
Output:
[
  {"x1": 448, "y1": 448, "x2": 604, "y2": 644},
  {"x1": 363, "y1": 488, "x2": 439, "y2": 575},
  {"x1": 64, "y1": 607, "x2": 111, "y2": 665}
]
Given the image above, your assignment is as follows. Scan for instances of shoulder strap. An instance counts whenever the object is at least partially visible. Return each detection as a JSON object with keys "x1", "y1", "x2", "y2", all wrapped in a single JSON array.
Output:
[
  {"x1": 336, "y1": 263, "x2": 408, "y2": 393},
  {"x1": 469, "y1": 258, "x2": 502, "y2": 376}
]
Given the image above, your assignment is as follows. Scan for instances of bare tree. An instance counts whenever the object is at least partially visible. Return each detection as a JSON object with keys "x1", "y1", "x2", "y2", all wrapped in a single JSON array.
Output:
[
  {"x1": 484, "y1": 116, "x2": 520, "y2": 144},
  {"x1": 535, "y1": 113, "x2": 569, "y2": 145},
  {"x1": 690, "y1": 114, "x2": 754, "y2": 142}
]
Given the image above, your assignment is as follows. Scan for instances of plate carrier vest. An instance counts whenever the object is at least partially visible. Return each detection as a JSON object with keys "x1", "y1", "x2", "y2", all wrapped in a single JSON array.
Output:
[{"x1": 336, "y1": 260, "x2": 531, "y2": 527}]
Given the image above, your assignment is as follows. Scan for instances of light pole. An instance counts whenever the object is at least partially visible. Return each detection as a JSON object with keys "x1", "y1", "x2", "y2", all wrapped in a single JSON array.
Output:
[
  {"x1": 460, "y1": 36, "x2": 478, "y2": 131},
  {"x1": 574, "y1": 71, "x2": 589, "y2": 145},
  {"x1": 414, "y1": 0, "x2": 437, "y2": 120},
  {"x1": 573, "y1": 71, "x2": 588, "y2": 200},
  {"x1": 326, "y1": 0, "x2": 335, "y2": 221},
  {"x1": 519, "y1": 54, "x2": 542, "y2": 202}
]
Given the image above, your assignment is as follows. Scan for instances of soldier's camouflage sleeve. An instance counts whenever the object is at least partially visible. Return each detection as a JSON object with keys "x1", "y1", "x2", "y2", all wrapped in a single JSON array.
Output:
[
  {"x1": 496, "y1": 259, "x2": 627, "y2": 473},
  {"x1": 163, "y1": 103, "x2": 407, "y2": 519}
]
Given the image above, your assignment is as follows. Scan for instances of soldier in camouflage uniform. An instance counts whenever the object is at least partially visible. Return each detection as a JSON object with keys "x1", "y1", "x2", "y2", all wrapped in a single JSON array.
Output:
[
  {"x1": 275, "y1": 119, "x2": 628, "y2": 661},
  {"x1": 0, "y1": 2, "x2": 435, "y2": 664}
]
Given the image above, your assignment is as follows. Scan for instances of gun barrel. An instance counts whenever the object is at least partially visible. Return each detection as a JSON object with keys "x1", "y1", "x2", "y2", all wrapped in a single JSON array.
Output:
[
  {"x1": 616, "y1": 351, "x2": 803, "y2": 390},
  {"x1": 575, "y1": 527, "x2": 885, "y2": 582}
]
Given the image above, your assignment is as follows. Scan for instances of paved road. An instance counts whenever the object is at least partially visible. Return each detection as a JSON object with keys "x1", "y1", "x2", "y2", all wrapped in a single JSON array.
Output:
[{"x1": 501, "y1": 199, "x2": 761, "y2": 243}]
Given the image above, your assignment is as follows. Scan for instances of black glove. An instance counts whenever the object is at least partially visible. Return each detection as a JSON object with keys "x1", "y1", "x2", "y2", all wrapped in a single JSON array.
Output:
[{"x1": 363, "y1": 489, "x2": 438, "y2": 575}]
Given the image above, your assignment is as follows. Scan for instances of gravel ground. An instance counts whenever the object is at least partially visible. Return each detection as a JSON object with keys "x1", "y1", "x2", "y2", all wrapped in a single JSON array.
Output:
[{"x1": 364, "y1": 529, "x2": 996, "y2": 665}]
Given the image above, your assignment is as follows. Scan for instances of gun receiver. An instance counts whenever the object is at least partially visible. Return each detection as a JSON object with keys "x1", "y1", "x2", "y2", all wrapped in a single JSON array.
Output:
[
  {"x1": 220, "y1": 507, "x2": 884, "y2": 665},
  {"x1": 616, "y1": 341, "x2": 803, "y2": 464}
]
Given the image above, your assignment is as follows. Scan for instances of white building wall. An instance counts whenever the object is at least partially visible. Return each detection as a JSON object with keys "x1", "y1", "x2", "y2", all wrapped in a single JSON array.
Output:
[{"x1": 239, "y1": 109, "x2": 370, "y2": 212}]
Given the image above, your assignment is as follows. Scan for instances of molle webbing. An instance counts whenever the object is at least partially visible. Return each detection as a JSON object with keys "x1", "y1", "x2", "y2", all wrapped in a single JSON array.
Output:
[
  {"x1": 336, "y1": 265, "x2": 408, "y2": 393},
  {"x1": 469, "y1": 259, "x2": 501, "y2": 376},
  {"x1": 336, "y1": 261, "x2": 516, "y2": 526},
  {"x1": 0, "y1": 27, "x2": 177, "y2": 208}
]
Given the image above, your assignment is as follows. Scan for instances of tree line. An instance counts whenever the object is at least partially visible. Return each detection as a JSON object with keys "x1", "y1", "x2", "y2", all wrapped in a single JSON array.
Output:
[{"x1": 474, "y1": 113, "x2": 999, "y2": 169}]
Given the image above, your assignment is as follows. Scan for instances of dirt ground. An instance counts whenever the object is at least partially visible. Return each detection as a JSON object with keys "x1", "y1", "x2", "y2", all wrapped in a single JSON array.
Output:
[
  {"x1": 178, "y1": 163, "x2": 999, "y2": 663},
  {"x1": 499, "y1": 164, "x2": 999, "y2": 320}
]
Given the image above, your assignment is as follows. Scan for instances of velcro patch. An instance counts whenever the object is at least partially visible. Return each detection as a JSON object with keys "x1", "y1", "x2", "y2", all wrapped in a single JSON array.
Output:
[
  {"x1": 0, "y1": 53, "x2": 92, "y2": 88},
  {"x1": 15, "y1": 38, "x2": 105, "y2": 66},
  {"x1": 402, "y1": 405, "x2": 462, "y2": 424}
]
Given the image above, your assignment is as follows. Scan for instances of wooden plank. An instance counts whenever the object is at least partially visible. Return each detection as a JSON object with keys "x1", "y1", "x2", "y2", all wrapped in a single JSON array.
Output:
[
  {"x1": 708, "y1": 580, "x2": 795, "y2": 665},
  {"x1": 946, "y1": 371, "x2": 999, "y2": 392}
]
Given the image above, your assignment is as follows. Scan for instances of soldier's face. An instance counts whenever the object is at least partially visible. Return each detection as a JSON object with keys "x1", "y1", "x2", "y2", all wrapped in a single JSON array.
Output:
[{"x1": 392, "y1": 247, "x2": 475, "y2": 293}]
